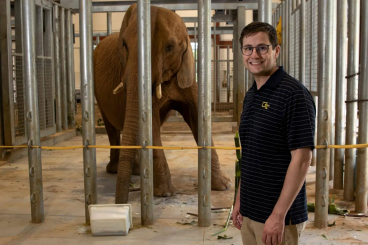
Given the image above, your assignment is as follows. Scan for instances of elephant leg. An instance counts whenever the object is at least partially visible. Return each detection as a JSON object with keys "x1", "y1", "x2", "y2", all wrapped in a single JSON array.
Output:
[
  {"x1": 132, "y1": 149, "x2": 140, "y2": 175},
  {"x1": 152, "y1": 119, "x2": 176, "y2": 197},
  {"x1": 175, "y1": 104, "x2": 231, "y2": 191},
  {"x1": 101, "y1": 111, "x2": 120, "y2": 174}
]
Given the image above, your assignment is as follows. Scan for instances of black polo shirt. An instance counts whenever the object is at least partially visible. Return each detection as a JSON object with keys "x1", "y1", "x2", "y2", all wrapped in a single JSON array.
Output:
[{"x1": 238, "y1": 66, "x2": 316, "y2": 225}]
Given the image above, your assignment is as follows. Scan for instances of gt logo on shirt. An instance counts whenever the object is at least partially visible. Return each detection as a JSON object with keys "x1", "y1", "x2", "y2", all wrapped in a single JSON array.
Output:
[{"x1": 262, "y1": 102, "x2": 270, "y2": 109}]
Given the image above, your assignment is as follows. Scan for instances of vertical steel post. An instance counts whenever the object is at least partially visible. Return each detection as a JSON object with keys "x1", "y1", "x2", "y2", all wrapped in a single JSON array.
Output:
[
  {"x1": 198, "y1": 0, "x2": 211, "y2": 227},
  {"x1": 299, "y1": 0, "x2": 305, "y2": 85},
  {"x1": 344, "y1": 0, "x2": 360, "y2": 201},
  {"x1": 227, "y1": 45, "x2": 230, "y2": 102},
  {"x1": 334, "y1": 0, "x2": 347, "y2": 190},
  {"x1": 216, "y1": 45, "x2": 220, "y2": 104},
  {"x1": 237, "y1": 7, "x2": 245, "y2": 126},
  {"x1": 286, "y1": 0, "x2": 290, "y2": 73},
  {"x1": 107, "y1": 12, "x2": 112, "y2": 36},
  {"x1": 213, "y1": 23, "x2": 217, "y2": 115},
  {"x1": 232, "y1": 11, "x2": 238, "y2": 123},
  {"x1": 54, "y1": 5, "x2": 62, "y2": 132},
  {"x1": 356, "y1": 0, "x2": 368, "y2": 213},
  {"x1": 258, "y1": 0, "x2": 272, "y2": 24},
  {"x1": 137, "y1": 0, "x2": 154, "y2": 226},
  {"x1": 79, "y1": 0, "x2": 97, "y2": 224},
  {"x1": 315, "y1": 0, "x2": 332, "y2": 228},
  {"x1": 21, "y1": 0, "x2": 44, "y2": 223},
  {"x1": 194, "y1": 21, "x2": 197, "y2": 76},
  {"x1": 330, "y1": 2, "x2": 337, "y2": 181},
  {"x1": 66, "y1": 9, "x2": 75, "y2": 128},
  {"x1": 60, "y1": 8, "x2": 68, "y2": 130}
]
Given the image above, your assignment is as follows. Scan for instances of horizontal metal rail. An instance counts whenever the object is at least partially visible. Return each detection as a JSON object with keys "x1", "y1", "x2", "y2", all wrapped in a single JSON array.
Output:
[{"x1": 1, "y1": 143, "x2": 368, "y2": 150}]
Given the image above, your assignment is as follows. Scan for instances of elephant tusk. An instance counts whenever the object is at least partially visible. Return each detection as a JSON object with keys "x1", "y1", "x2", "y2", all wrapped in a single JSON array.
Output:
[
  {"x1": 156, "y1": 84, "x2": 162, "y2": 99},
  {"x1": 113, "y1": 82, "x2": 124, "y2": 94}
]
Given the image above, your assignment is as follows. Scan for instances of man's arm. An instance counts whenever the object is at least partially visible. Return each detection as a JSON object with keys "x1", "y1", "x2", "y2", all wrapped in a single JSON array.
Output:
[
  {"x1": 232, "y1": 180, "x2": 243, "y2": 230},
  {"x1": 262, "y1": 147, "x2": 312, "y2": 245}
]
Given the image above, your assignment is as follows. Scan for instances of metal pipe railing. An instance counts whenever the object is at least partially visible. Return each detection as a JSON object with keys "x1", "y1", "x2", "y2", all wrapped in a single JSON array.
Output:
[
  {"x1": 66, "y1": 9, "x2": 75, "y2": 128},
  {"x1": 107, "y1": 12, "x2": 112, "y2": 36},
  {"x1": 315, "y1": 0, "x2": 333, "y2": 229},
  {"x1": 344, "y1": 0, "x2": 360, "y2": 201},
  {"x1": 356, "y1": 0, "x2": 368, "y2": 213},
  {"x1": 79, "y1": 0, "x2": 97, "y2": 224},
  {"x1": 198, "y1": 0, "x2": 211, "y2": 227},
  {"x1": 138, "y1": 0, "x2": 154, "y2": 226},
  {"x1": 334, "y1": 0, "x2": 347, "y2": 190},
  {"x1": 21, "y1": 0, "x2": 44, "y2": 224},
  {"x1": 258, "y1": 0, "x2": 272, "y2": 24},
  {"x1": 330, "y1": 2, "x2": 337, "y2": 181},
  {"x1": 53, "y1": 5, "x2": 62, "y2": 132},
  {"x1": 227, "y1": 45, "x2": 230, "y2": 102},
  {"x1": 299, "y1": 0, "x2": 305, "y2": 85},
  {"x1": 60, "y1": 7, "x2": 68, "y2": 130}
]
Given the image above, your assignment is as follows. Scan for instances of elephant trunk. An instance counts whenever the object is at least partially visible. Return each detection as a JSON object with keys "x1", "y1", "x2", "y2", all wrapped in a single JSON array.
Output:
[{"x1": 115, "y1": 71, "x2": 140, "y2": 204}]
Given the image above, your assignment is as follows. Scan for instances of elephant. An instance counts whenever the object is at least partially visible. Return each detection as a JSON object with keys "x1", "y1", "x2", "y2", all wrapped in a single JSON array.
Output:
[{"x1": 93, "y1": 4, "x2": 231, "y2": 204}]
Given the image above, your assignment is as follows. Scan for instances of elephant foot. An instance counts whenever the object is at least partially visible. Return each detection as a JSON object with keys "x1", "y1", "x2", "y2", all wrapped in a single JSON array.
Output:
[
  {"x1": 106, "y1": 161, "x2": 118, "y2": 174},
  {"x1": 211, "y1": 172, "x2": 231, "y2": 191},
  {"x1": 154, "y1": 183, "x2": 176, "y2": 197}
]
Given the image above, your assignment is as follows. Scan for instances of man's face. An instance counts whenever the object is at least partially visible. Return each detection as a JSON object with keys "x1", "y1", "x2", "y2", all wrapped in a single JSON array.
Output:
[{"x1": 241, "y1": 32, "x2": 280, "y2": 76}]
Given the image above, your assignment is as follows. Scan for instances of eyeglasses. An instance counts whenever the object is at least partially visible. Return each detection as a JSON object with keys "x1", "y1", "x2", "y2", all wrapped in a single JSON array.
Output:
[{"x1": 240, "y1": 44, "x2": 271, "y2": 56}]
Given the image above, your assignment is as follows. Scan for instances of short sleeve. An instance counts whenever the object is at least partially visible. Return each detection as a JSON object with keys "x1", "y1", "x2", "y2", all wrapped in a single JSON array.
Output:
[{"x1": 285, "y1": 89, "x2": 316, "y2": 151}]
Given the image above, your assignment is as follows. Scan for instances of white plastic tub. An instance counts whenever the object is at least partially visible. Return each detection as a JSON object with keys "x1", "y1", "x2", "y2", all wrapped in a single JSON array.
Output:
[{"x1": 88, "y1": 204, "x2": 133, "y2": 236}]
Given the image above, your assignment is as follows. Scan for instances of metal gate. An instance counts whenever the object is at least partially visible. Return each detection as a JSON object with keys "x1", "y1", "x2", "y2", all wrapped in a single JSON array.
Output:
[{"x1": 0, "y1": 0, "x2": 56, "y2": 146}]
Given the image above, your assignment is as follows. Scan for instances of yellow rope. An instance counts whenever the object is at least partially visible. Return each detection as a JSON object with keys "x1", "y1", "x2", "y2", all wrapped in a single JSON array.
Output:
[{"x1": 1, "y1": 144, "x2": 368, "y2": 150}]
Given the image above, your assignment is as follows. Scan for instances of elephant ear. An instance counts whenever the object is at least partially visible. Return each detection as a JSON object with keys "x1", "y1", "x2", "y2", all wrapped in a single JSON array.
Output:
[
  {"x1": 177, "y1": 35, "x2": 195, "y2": 89},
  {"x1": 117, "y1": 4, "x2": 135, "y2": 54}
]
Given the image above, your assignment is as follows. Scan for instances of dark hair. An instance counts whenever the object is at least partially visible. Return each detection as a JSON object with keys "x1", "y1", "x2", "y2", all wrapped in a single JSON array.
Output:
[{"x1": 239, "y1": 22, "x2": 278, "y2": 48}]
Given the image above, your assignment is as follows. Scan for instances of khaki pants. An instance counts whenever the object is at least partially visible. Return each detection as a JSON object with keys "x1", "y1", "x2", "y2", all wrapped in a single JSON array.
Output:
[{"x1": 240, "y1": 217, "x2": 306, "y2": 245}]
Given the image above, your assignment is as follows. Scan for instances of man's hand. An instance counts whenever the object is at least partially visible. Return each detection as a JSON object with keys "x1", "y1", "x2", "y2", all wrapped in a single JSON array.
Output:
[
  {"x1": 232, "y1": 181, "x2": 243, "y2": 230},
  {"x1": 262, "y1": 213, "x2": 284, "y2": 245},
  {"x1": 232, "y1": 204, "x2": 243, "y2": 230}
]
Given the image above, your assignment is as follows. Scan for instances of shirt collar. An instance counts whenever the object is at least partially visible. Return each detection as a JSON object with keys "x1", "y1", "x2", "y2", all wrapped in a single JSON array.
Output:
[{"x1": 250, "y1": 66, "x2": 286, "y2": 91}]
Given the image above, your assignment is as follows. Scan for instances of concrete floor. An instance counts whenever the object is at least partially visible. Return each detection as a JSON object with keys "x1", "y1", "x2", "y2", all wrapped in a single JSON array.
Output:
[{"x1": 1, "y1": 123, "x2": 368, "y2": 245}]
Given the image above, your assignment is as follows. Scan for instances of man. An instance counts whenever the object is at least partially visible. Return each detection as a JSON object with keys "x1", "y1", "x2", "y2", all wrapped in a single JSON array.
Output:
[{"x1": 232, "y1": 22, "x2": 316, "y2": 245}]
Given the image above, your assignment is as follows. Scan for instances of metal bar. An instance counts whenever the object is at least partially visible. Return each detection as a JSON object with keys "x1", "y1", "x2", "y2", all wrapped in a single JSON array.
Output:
[
  {"x1": 299, "y1": 0, "x2": 305, "y2": 84},
  {"x1": 62, "y1": 2, "x2": 280, "y2": 12},
  {"x1": 66, "y1": 9, "x2": 75, "y2": 128},
  {"x1": 237, "y1": 7, "x2": 245, "y2": 126},
  {"x1": 356, "y1": 0, "x2": 368, "y2": 213},
  {"x1": 0, "y1": 0, "x2": 15, "y2": 146},
  {"x1": 54, "y1": 5, "x2": 62, "y2": 132},
  {"x1": 227, "y1": 45, "x2": 230, "y2": 102},
  {"x1": 286, "y1": 0, "x2": 290, "y2": 73},
  {"x1": 21, "y1": 0, "x2": 44, "y2": 223},
  {"x1": 194, "y1": 21, "x2": 197, "y2": 76},
  {"x1": 107, "y1": 11, "x2": 112, "y2": 35},
  {"x1": 138, "y1": 0, "x2": 154, "y2": 226},
  {"x1": 60, "y1": 7, "x2": 68, "y2": 130},
  {"x1": 334, "y1": 0, "x2": 347, "y2": 189},
  {"x1": 216, "y1": 45, "x2": 220, "y2": 104},
  {"x1": 232, "y1": 10, "x2": 238, "y2": 122},
  {"x1": 258, "y1": 0, "x2": 272, "y2": 24},
  {"x1": 197, "y1": 0, "x2": 211, "y2": 227},
  {"x1": 315, "y1": 0, "x2": 332, "y2": 228},
  {"x1": 79, "y1": 0, "x2": 97, "y2": 224},
  {"x1": 330, "y1": 1, "x2": 337, "y2": 181},
  {"x1": 36, "y1": 5, "x2": 46, "y2": 131},
  {"x1": 213, "y1": 23, "x2": 217, "y2": 116},
  {"x1": 344, "y1": 0, "x2": 360, "y2": 201}
]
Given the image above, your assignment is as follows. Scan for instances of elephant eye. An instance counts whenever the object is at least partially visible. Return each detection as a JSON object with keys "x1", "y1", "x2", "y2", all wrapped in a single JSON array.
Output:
[
  {"x1": 166, "y1": 44, "x2": 174, "y2": 52},
  {"x1": 123, "y1": 39, "x2": 128, "y2": 51}
]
